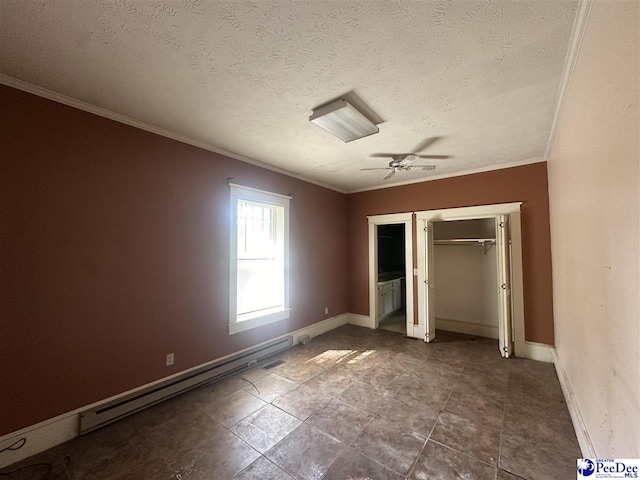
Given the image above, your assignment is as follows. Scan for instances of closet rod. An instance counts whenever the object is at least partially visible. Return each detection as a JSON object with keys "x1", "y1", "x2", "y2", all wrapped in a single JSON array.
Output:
[
  {"x1": 434, "y1": 238, "x2": 496, "y2": 255},
  {"x1": 433, "y1": 238, "x2": 495, "y2": 245}
]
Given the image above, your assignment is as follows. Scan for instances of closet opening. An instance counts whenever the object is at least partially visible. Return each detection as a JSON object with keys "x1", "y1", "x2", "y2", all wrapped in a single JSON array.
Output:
[
  {"x1": 433, "y1": 219, "x2": 499, "y2": 341},
  {"x1": 415, "y1": 203, "x2": 524, "y2": 358},
  {"x1": 377, "y1": 224, "x2": 406, "y2": 334}
]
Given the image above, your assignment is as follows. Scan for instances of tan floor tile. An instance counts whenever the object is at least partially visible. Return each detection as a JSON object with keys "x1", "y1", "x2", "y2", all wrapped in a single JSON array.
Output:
[
  {"x1": 444, "y1": 390, "x2": 505, "y2": 430},
  {"x1": 409, "y1": 440, "x2": 496, "y2": 479},
  {"x1": 200, "y1": 389, "x2": 268, "y2": 428},
  {"x1": 430, "y1": 411, "x2": 501, "y2": 465},
  {"x1": 338, "y1": 381, "x2": 393, "y2": 415},
  {"x1": 306, "y1": 400, "x2": 374, "y2": 444},
  {"x1": 172, "y1": 429, "x2": 260, "y2": 480},
  {"x1": 377, "y1": 393, "x2": 441, "y2": 437},
  {"x1": 272, "y1": 384, "x2": 332, "y2": 421},
  {"x1": 233, "y1": 456, "x2": 294, "y2": 480},
  {"x1": 242, "y1": 373, "x2": 298, "y2": 403},
  {"x1": 351, "y1": 417, "x2": 425, "y2": 476},
  {"x1": 265, "y1": 424, "x2": 344, "y2": 480},
  {"x1": 323, "y1": 448, "x2": 404, "y2": 480},
  {"x1": 231, "y1": 405, "x2": 301, "y2": 453}
]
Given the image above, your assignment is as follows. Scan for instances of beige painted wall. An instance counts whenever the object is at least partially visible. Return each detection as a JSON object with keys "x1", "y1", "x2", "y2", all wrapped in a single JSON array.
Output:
[
  {"x1": 435, "y1": 245, "x2": 499, "y2": 329},
  {"x1": 434, "y1": 219, "x2": 499, "y2": 331},
  {"x1": 547, "y1": 0, "x2": 639, "y2": 457}
]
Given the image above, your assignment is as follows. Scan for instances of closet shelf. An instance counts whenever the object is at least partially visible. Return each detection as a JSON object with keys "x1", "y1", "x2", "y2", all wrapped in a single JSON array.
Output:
[
  {"x1": 434, "y1": 238, "x2": 496, "y2": 254},
  {"x1": 434, "y1": 238, "x2": 495, "y2": 246}
]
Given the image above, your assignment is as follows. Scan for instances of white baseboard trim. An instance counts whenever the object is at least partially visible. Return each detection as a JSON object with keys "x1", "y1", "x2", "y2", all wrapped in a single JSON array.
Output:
[
  {"x1": 514, "y1": 340, "x2": 555, "y2": 363},
  {"x1": 552, "y1": 349, "x2": 597, "y2": 458},
  {"x1": 0, "y1": 415, "x2": 78, "y2": 470},
  {"x1": 297, "y1": 313, "x2": 349, "y2": 341},
  {"x1": 436, "y1": 318, "x2": 499, "y2": 340},
  {"x1": 0, "y1": 313, "x2": 349, "y2": 469},
  {"x1": 346, "y1": 313, "x2": 375, "y2": 329}
]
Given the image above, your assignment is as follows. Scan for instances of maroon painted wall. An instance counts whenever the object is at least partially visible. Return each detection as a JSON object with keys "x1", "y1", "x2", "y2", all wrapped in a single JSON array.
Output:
[
  {"x1": 0, "y1": 86, "x2": 348, "y2": 435},
  {"x1": 346, "y1": 163, "x2": 555, "y2": 345}
]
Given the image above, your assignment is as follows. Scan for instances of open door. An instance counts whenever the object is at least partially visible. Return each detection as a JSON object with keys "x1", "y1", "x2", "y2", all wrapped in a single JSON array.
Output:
[
  {"x1": 496, "y1": 215, "x2": 513, "y2": 357},
  {"x1": 424, "y1": 221, "x2": 436, "y2": 343},
  {"x1": 415, "y1": 219, "x2": 435, "y2": 342}
]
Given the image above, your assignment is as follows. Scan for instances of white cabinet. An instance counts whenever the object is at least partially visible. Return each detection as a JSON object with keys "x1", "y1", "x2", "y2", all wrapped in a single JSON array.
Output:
[
  {"x1": 391, "y1": 280, "x2": 402, "y2": 311},
  {"x1": 378, "y1": 283, "x2": 393, "y2": 317},
  {"x1": 378, "y1": 278, "x2": 404, "y2": 319},
  {"x1": 377, "y1": 285, "x2": 387, "y2": 316}
]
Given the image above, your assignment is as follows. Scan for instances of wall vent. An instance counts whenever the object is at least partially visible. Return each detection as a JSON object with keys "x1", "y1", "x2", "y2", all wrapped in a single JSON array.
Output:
[{"x1": 79, "y1": 335, "x2": 293, "y2": 434}]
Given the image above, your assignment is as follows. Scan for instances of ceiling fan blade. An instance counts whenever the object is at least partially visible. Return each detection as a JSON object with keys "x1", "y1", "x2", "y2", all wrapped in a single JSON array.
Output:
[
  {"x1": 412, "y1": 136, "x2": 442, "y2": 153},
  {"x1": 360, "y1": 167, "x2": 392, "y2": 171},
  {"x1": 383, "y1": 170, "x2": 396, "y2": 180},
  {"x1": 416, "y1": 154, "x2": 450, "y2": 159},
  {"x1": 370, "y1": 153, "x2": 399, "y2": 158},
  {"x1": 410, "y1": 165, "x2": 437, "y2": 170}
]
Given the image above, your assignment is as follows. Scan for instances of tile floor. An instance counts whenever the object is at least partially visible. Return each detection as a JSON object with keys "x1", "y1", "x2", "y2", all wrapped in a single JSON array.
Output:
[
  {"x1": 1, "y1": 326, "x2": 581, "y2": 480},
  {"x1": 378, "y1": 311, "x2": 406, "y2": 334}
]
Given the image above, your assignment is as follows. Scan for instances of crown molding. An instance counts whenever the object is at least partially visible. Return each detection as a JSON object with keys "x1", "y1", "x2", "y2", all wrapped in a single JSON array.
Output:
[
  {"x1": 347, "y1": 157, "x2": 546, "y2": 194},
  {"x1": 545, "y1": 0, "x2": 594, "y2": 159},
  {"x1": 0, "y1": 74, "x2": 347, "y2": 194}
]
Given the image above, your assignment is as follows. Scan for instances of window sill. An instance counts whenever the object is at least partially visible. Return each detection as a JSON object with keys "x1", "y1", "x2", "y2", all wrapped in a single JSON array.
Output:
[{"x1": 229, "y1": 308, "x2": 291, "y2": 335}]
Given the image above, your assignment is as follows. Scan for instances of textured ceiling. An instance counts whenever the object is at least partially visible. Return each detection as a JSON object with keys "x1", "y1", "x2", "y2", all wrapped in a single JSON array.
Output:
[{"x1": 0, "y1": 0, "x2": 578, "y2": 192}]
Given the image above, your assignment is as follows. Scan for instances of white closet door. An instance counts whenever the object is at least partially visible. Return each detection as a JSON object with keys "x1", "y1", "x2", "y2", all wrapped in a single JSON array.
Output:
[
  {"x1": 496, "y1": 215, "x2": 513, "y2": 357},
  {"x1": 424, "y1": 221, "x2": 436, "y2": 343}
]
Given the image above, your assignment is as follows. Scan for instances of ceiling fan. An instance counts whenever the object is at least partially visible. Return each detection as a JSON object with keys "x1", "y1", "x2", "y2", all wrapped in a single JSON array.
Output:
[{"x1": 360, "y1": 137, "x2": 450, "y2": 180}]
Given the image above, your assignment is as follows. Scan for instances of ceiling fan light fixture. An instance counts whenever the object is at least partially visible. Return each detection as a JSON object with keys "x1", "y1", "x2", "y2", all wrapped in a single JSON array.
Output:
[{"x1": 309, "y1": 99, "x2": 379, "y2": 142}]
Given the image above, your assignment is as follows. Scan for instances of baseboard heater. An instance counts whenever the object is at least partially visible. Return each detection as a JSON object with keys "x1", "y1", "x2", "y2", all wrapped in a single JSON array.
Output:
[{"x1": 79, "y1": 335, "x2": 293, "y2": 434}]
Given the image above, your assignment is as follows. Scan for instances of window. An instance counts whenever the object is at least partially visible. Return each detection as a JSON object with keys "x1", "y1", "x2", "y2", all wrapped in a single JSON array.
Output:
[{"x1": 229, "y1": 184, "x2": 290, "y2": 334}]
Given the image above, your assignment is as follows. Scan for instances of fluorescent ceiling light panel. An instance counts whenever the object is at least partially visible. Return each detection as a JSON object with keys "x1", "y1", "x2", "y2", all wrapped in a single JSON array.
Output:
[{"x1": 309, "y1": 99, "x2": 379, "y2": 142}]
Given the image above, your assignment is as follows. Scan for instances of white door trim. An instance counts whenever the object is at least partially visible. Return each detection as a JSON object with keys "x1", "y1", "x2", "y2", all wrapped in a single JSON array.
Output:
[
  {"x1": 415, "y1": 203, "x2": 524, "y2": 346},
  {"x1": 367, "y1": 213, "x2": 414, "y2": 333},
  {"x1": 415, "y1": 202, "x2": 523, "y2": 221}
]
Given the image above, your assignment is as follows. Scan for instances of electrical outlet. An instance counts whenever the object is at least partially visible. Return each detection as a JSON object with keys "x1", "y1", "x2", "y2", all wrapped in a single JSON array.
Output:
[
  {"x1": 166, "y1": 353, "x2": 174, "y2": 366},
  {"x1": 324, "y1": 307, "x2": 329, "y2": 315}
]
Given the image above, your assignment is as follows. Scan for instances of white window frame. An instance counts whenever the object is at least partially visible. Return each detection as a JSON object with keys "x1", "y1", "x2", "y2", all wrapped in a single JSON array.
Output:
[{"x1": 229, "y1": 184, "x2": 290, "y2": 335}]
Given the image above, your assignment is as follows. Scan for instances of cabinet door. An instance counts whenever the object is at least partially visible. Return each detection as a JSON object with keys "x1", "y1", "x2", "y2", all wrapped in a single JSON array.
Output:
[
  {"x1": 377, "y1": 287, "x2": 386, "y2": 316},
  {"x1": 384, "y1": 288, "x2": 393, "y2": 315},
  {"x1": 392, "y1": 282, "x2": 402, "y2": 311}
]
